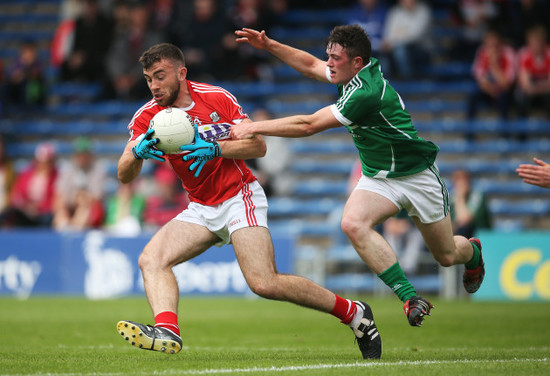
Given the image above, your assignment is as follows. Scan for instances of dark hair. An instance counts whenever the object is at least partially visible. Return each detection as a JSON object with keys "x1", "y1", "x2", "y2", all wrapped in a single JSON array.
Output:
[
  {"x1": 139, "y1": 43, "x2": 185, "y2": 70},
  {"x1": 327, "y1": 25, "x2": 372, "y2": 63}
]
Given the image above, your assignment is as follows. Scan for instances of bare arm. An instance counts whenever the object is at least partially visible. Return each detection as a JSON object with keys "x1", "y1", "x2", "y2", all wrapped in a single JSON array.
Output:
[
  {"x1": 235, "y1": 28, "x2": 328, "y2": 82},
  {"x1": 219, "y1": 135, "x2": 266, "y2": 159},
  {"x1": 230, "y1": 106, "x2": 342, "y2": 139},
  {"x1": 117, "y1": 139, "x2": 144, "y2": 184}
]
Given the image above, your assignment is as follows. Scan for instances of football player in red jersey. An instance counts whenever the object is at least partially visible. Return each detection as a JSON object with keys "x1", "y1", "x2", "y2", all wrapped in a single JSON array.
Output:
[{"x1": 115, "y1": 43, "x2": 381, "y2": 359}]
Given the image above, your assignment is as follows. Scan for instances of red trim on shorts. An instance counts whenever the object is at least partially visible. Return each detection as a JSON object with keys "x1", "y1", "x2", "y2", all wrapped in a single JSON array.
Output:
[{"x1": 242, "y1": 183, "x2": 257, "y2": 226}]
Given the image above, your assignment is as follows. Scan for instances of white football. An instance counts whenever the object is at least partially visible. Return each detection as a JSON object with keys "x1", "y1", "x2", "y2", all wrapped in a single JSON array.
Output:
[{"x1": 149, "y1": 108, "x2": 195, "y2": 154}]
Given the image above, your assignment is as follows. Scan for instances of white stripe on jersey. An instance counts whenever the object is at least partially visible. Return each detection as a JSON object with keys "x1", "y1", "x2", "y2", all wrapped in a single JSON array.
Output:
[
  {"x1": 380, "y1": 66, "x2": 387, "y2": 100},
  {"x1": 128, "y1": 99, "x2": 157, "y2": 130},
  {"x1": 190, "y1": 82, "x2": 240, "y2": 107},
  {"x1": 192, "y1": 88, "x2": 242, "y2": 108},
  {"x1": 379, "y1": 111, "x2": 412, "y2": 139},
  {"x1": 337, "y1": 75, "x2": 362, "y2": 112}
]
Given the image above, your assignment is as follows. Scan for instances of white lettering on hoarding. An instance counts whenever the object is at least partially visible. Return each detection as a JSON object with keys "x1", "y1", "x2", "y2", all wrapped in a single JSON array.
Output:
[
  {"x1": 0, "y1": 256, "x2": 42, "y2": 299},
  {"x1": 84, "y1": 231, "x2": 134, "y2": 299},
  {"x1": 135, "y1": 260, "x2": 248, "y2": 294}
]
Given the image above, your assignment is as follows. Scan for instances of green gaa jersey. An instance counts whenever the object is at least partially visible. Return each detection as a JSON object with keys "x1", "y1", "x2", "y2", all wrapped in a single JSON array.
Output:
[{"x1": 329, "y1": 58, "x2": 439, "y2": 178}]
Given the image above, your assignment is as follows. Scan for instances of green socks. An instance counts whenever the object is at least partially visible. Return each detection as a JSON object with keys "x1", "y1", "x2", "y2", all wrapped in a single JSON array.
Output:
[
  {"x1": 465, "y1": 240, "x2": 481, "y2": 270},
  {"x1": 378, "y1": 262, "x2": 417, "y2": 303}
]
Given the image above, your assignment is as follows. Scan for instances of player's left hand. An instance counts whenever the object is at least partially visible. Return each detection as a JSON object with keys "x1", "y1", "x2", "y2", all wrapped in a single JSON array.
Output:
[{"x1": 180, "y1": 123, "x2": 221, "y2": 177}]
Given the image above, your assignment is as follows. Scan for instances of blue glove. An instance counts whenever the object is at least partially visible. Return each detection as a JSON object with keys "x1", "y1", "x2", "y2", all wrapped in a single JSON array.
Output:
[
  {"x1": 180, "y1": 123, "x2": 221, "y2": 177},
  {"x1": 132, "y1": 128, "x2": 165, "y2": 162}
]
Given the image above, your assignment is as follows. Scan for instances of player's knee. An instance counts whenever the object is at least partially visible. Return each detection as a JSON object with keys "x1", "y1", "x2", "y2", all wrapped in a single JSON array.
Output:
[
  {"x1": 248, "y1": 277, "x2": 279, "y2": 300},
  {"x1": 340, "y1": 217, "x2": 355, "y2": 237},
  {"x1": 138, "y1": 246, "x2": 166, "y2": 272},
  {"x1": 341, "y1": 216, "x2": 367, "y2": 241},
  {"x1": 138, "y1": 251, "x2": 153, "y2": 272},
  {"x1": 434, "y1": 253, "x2": 454, "y2": 268}
]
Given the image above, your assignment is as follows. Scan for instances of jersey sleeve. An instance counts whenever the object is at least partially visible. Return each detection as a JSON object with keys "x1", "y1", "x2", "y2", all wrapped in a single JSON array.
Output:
[
  {"x1": 212, "y1": 85, "x2": 248, "y2": 124},
  {"x1": 127, "y1": 101, "x2": 156, "y2": 141}
]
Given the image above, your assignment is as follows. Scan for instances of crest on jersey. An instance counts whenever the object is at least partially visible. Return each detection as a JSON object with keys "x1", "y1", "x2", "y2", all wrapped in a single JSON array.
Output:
[{"x1": 209, "y1": 111, "x2": 220, "y2": 122}]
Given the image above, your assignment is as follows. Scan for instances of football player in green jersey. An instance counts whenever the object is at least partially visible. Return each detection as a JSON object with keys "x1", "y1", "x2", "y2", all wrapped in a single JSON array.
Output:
[{"x1": 231, "y1": 25, "x2": 485, "y2": 327}]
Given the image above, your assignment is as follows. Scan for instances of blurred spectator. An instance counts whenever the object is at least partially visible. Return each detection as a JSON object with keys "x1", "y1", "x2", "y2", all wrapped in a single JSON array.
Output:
[
  {"x1": 515, "y1": 25, "x2": 550, "y2": 118},
  {"x1": 380, "y1": 0, "x2": 432, "y2": 79},
  {"x1": 0, "y1": 142, "x2": 58, "y2": 228},
  {"x1": 60, "y1": 0, "x2": 114, "y2": 84},
  {"x1": 59, "y1": 0, "x2": 84, "y2": 21},
  {"x1": 106, "y1": 0, "x2": 163, "y2": 100},
  {"x1": 449, "y1": 0, "x2": 500, "y2": 62},
  {"x1": 165, "y1": 0, "x2": 194, "y2": 46},
  {"x1": 50, "y1": 17, "x2": 76, "y2": 73},
  {"x1": 450, "y1": 169, "x2": 491, "y2": 239},
  {"x1": 516, "y1": 157, "x2": 550, "y2": 188},
  {"x1": 4, "y1": 41, "x2": 46, "y2": 114},
  {"x1": 220, "y1": 0, "x2": 278, "y2": 81},
  {"x1": 142, "y1": 165, "x2": 189, "y2": 228},
  {"x1": 171, "y1": 0, "x2": 226, "y2": 81},
  {"x1": 466, "y1": 28, "x2": 516, "y2": 121},
  {"x1": 347, "y1": 0, "x2": 389, "y2": 57},
  {"x1": 148, "y1": 0, "x2": 175, "y2": 33},
  {"x1": 288, "y1": 0, "x2": 354, "y2": 9},
  {"x1": 104, "y1": 181, "x2": 146, "y2": 236},
  {"x1": 0, "y1": 135, "x2": 16, "y2": 215},
  {"x1": 53, "y1": 137, "x2": 106, "y2": 231},
  {"x1": 504, "y1": 0, "x2": 550, "y2": 48}
]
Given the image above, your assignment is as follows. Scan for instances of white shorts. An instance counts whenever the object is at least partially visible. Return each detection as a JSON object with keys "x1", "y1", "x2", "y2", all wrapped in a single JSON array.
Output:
[
  {"x1": 354, "y1": 165, "x2": 450, "y2": 224},
  {"x1": 174, "y1": 180, "x2": 268, "y2": 246}
]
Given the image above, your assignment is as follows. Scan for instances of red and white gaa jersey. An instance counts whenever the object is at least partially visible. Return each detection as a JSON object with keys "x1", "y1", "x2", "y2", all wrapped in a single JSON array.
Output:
[
  {"x1": 518, "y1": 46, "x2": 550, "y2": 81},
  {"x1": 127, "y1": 80, "x2": 257, "y2": 205}
]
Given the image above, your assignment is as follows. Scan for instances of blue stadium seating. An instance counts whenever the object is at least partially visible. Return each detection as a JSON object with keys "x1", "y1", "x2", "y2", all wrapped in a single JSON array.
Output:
[
  {"x1": 291, "y1": 180, "x2": 348, "y2": 196},
  {"x1": 267, "y1": 197, "x2": 344, "y2": 217},
  {"x1": 489, "y1": 199, "x2": 550, "y2": 216},
  {"x1": 277, "y1": 8, "x2": 349, "y2": 26},
  {"x1": 47, "y1": 101, "x2": 143, "y2": 118},
  {"x1": 290, "y1": 159, "x2": 355, "y2": 175},
  {"x1": 270, "y1": 26, "x2": 332, "y2": 41},
  {"x1": 0, "y1": 30, "x2": 54, "y2": 42},
  {"x1": 290, "y1": 140, "x2": 356, "y2": 155},
  {"x1": 48, "y1": 82, "x2": 103, "y2": 101}
]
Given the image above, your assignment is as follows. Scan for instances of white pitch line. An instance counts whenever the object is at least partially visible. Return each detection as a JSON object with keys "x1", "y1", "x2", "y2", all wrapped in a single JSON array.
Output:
[
  {"x1": 9, "y1": 358, "x2": 547, "y2": 376},
  {"x1": 160, "y1": 358, "x2": 549, "y2": 375}
]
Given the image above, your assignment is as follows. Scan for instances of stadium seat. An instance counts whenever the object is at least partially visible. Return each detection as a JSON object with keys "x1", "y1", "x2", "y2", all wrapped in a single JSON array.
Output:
[
  {"x1": 270, "y1": 26, "x2": 332, "y2": 41},
  {"x1": 265, "y1": 99, "x2": 332, "y2": 116},
  {"x1": 291, "y1": 179, "x2": 348, "y2": 196},
  {"x1": 48, "y1": 82, "x2": 102, "y2": 101},
  {"x1": 290, "y1": 140, "x2": 356, "y2": 155},
  {"x1": 475, "y1": 179, "x2": 550, "y2": 196},
  {"x1": 277, "y1": 8, "x2": 348, "y2": 26},
  {"x1": 290, "y1": 159, "x2": 355, "y2": 175},
  {"x1": 489, "y1": 199, "x2": 550, "y2": 216},
  {"x1": 267, "y1": 197, "x2": 344, "y2": 217}
]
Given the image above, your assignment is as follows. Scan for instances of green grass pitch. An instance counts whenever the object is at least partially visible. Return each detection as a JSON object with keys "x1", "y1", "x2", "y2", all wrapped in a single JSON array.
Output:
[{"x1": 0, "y1": 296, "x2": 549, "y2": 375}]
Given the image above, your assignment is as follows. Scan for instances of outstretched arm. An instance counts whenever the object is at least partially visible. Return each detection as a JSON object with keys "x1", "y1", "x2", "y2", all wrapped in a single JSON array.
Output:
[
  {"x1": 230, "y1": 106, "x2": 342, "y2": 140},
  {"x1": 235, "y1": 28, "x2": 329, "y2": 82}
]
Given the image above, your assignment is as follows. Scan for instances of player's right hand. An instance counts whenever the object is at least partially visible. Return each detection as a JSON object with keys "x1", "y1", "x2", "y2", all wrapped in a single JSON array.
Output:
[
  {"x1": 235, "y1": 28, "x2": 269, "y2": 50},
  {"x1": 131, "y1": 128, "x2": 165, "y2": 162}
]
